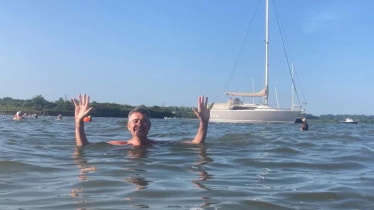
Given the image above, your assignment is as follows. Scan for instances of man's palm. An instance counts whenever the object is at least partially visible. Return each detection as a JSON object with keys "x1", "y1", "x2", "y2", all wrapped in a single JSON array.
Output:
[
  {"x1": 73, "y1": 94, "x2": 93, "y2": 122},
  {"x1": 192, "y1": 96, "x2": 214, "y2": 124}
]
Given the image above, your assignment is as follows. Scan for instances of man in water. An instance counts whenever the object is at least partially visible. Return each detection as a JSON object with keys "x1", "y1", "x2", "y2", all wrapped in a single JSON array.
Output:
[
  {"x1": 72, "y1": 94, "x2": 214, "y2": 146},
  {"x1": 300, "y1": 117, "x2": 309, "y2": 131},
  {"x1": 13, "y1": 111, "x2": 24, "y2": 120}
]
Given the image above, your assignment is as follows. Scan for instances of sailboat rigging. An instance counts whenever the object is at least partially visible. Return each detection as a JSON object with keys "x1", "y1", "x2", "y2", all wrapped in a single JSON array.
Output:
[{"x1": 210, "y1": 0, "x2": 304, "y2": 123}]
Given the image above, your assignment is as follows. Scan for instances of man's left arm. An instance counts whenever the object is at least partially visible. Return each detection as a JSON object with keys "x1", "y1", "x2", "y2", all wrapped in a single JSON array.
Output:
[{"x1": 192, "y1": 96, "x2": 214, "y2": 144}]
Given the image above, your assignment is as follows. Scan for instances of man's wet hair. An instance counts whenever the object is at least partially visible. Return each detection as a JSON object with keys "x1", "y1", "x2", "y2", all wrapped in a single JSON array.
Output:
[{"x1": 128, "y1": 106, "x2": 151, "y2": 121}]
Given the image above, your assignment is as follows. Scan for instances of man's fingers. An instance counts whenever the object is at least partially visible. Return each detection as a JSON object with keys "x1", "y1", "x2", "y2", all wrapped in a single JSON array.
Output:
[
  {"x1": 82, "y1": 93, "x2": 86, "y2": 106},
  {"x1": 85, "y1": 107, "x2": 93, "y2": 115},
  {"x1": 208, "y1": 102, "x2": 214, "y2": 110},
  {"x1": 72, "y1": 98, "x2": 78, "y2": 107},
  {"x1": 86, "y1": 96, "x2": 90, "y2": 107},
  {"x1": 192, "y1": 108, "x2": 198, "y2": 116},
  {"x1": 205, "y1": 97, "x2": 208, "y2": 108},
  {"x1": 78, "y1": 94, "x2": 82, "y2": 105},
  {"x1": 197, "y1": 97, "x2": 201, "y2": 111}
]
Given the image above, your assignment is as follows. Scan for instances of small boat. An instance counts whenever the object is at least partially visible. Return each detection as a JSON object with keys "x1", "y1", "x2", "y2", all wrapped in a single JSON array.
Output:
[
  {"x1": 164, "y1": 116, "x2": 177, "y2": 119},
  {"x1": 339, "y1": 118, "x2": 358, "y2": 124}
]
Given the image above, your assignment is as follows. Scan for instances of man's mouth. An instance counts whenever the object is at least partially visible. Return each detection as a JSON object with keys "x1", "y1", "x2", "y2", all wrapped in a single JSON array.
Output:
[{"x1": 135, "y1": 127, "x2": 144, "y2": 132}]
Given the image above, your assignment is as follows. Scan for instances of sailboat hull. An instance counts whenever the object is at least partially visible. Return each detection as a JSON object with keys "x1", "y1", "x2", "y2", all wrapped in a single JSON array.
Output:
[{"x1": 210, "y1": 109, "x2": 300, "y2": 123}]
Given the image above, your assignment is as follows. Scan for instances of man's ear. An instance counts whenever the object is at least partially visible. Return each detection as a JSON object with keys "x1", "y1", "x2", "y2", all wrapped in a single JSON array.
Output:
[{"x1": 127, "y1": 122, "x2": 131, "y2": 130}]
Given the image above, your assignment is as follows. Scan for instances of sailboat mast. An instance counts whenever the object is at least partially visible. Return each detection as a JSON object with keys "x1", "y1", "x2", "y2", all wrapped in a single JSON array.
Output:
[
  {"x1": 292, "y1": 63, "x2": 294, "y2": 109},
  {"x1": 264, "y1": 0, "x2": 269, "y2": 106}
]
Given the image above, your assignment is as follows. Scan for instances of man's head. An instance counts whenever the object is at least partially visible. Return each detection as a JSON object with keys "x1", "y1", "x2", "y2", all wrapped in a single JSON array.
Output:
[
  {"x1": 127, "y1": 106, "x2": 151, "y2": 139},
  {"x1": 16, "y1": 111, "x2": 22, "y2": 117}
]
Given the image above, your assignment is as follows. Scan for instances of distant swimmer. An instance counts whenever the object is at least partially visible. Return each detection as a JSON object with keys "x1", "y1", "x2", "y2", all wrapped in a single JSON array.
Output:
[
  {"x1": 300, "y1": 117, "x2": 309, "y2": 131},
  {"x1": 57, "y1": 114, "x2": 62, "y2": 120},
  {"x1": 83, "y1": 115, "x2": 92, "y2": 122},
  {"x1": 34, "y1": 114, "x2": 38, "y2": 119},
  {"x1": 13, "y1": 111, "x2": 24, "y2": 120},
  {"x1": 72, "y1": 93, "x2": 214, "y2": 147}
]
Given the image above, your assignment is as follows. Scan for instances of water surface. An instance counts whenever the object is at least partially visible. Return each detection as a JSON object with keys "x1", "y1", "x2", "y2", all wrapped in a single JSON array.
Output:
[{"x1": 0, "y1": 116, "x2": 373, "y2": 209}]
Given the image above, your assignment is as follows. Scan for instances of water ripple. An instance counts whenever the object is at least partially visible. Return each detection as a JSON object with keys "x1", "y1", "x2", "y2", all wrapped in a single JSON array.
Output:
[{"x1": 0, "y1": 117, "x2": 373, "y2": 209}]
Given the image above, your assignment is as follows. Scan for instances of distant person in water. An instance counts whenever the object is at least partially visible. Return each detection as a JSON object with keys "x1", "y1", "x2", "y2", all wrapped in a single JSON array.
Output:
[
  {"x1": 13, "y1": 111, "x2": 24, "y2": 120},
  {"x1": 300, "y1": 117, "x2": 309, "y2": 131},
  {"x1": 34, "y1": 114, "x2": 38, "y2": 119},
  {"x1": 57, "y1": 114, "x2": 62, "y2": 120},
  {"x1": 72, "y1": 93, "x2": 214, "y2": 146}
]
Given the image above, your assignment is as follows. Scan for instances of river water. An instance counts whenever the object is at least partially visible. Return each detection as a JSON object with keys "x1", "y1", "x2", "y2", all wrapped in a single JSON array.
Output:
[{"x1": 0, "y1": 116, "x2": 373, "y2": 209}]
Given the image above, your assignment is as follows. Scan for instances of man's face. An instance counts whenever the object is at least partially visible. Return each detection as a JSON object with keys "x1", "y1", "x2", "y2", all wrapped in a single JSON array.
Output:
[{"x1": 127, "y1": 112, "x2": 151, "y2": 138}]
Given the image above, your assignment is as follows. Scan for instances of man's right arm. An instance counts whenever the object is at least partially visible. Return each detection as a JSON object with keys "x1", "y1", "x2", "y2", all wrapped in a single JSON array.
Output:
[
  {"x1": 73, "y1": 94, "x2": 93, "y2": 146},
  {"x1": 75, "y1": 120, "x2": 89, "y2": 146},
  {"x1": 191, "y1": 96, "x2": 214, "y2": 144}
]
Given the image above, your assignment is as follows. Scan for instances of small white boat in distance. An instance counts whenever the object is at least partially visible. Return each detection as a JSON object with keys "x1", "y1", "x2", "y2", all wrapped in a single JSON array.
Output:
[
  {"x1": 339, "y1": 118, "x2": 358, "y2": 124},
  {"x1": 164, "y1": 116, "x2": 177, "y2": 119}
]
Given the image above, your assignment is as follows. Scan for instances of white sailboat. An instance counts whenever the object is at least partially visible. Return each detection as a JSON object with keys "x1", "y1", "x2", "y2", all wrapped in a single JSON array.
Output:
[{"x1": 210, "y1": 0, "x2": 302, "y2": 123}]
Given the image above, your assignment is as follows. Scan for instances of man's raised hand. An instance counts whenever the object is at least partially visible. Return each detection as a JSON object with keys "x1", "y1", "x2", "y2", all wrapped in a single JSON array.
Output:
[
  {"x1": 72, "y1": 93, "x2": 93, "y2": 123},
  {"x1": 192, "y1": 95, "x2": 214, "y2": 125}
]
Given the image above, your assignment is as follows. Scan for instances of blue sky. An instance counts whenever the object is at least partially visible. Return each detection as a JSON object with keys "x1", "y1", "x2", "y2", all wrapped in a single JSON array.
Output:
[{"x1": 0, "y1": 0, "x2": 373, "y2": 115}]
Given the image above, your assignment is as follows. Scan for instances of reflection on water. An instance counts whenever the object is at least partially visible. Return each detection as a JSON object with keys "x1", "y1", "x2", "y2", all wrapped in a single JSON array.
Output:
[
  {"x1": 70, "y1": 188, "x2": 83, "y2": 198},
  {"x1": 0, "y1": 117, "x2": 374, "y2": 209},
  {"x1": 125, "y1": 147, "x2": 151, "y2": 190},
  {"x1": 72, "y1": 147, "x2": 97, "y2": 181},
  {"x1": 127, "y1": 147, "x2": 149, "y2": 159},
  {"x1": 191, "y1": 146, "x2": 216, "y2": 208},
  {"x1": 125, "y1": 177, "x2": 151, "y2": 190},
  {"x1": 191, "y1": 146, "x2": 214, "y2": 191}
]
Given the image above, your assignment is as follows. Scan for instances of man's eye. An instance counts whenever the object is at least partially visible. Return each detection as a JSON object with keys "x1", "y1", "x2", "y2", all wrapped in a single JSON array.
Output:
[{"x1": 132, "y1": 119, "x2": 147, "y2": 124}]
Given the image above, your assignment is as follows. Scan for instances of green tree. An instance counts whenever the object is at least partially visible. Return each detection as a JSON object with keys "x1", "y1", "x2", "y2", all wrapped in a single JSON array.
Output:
[{"x1": 32, "y1": 95, "x2": 47, "y2": 109}]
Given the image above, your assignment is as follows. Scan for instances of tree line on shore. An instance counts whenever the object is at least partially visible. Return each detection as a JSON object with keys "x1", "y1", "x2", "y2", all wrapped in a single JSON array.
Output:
[
  {"x1": 0, "y1": 95, "x2": 197, "y2": 118},
  {"x1": 0, "y1": 95, "x2": 373, "y2": 123}
]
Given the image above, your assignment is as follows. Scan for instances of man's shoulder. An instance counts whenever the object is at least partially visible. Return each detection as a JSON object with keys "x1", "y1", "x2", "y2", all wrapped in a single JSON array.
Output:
[
  {"x1": 107, "y1": 139, "x2": 161, "y2": 146},
  {"x1": 107, "y1": 140, "x2": 129, "y2": 146}
]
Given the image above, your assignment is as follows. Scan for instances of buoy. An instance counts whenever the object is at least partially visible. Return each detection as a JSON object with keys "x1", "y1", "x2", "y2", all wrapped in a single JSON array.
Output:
[{"x1": 83, "y1": 115, "x2": 92, "y2": 122}]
